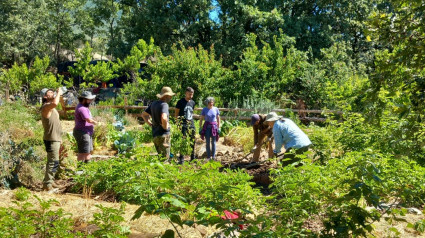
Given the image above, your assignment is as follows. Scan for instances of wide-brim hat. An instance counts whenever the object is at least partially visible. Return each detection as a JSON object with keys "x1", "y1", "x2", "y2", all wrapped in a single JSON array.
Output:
[
  {"x1": 78, "y1": 91, "x2": 96, "y2": 100},
  {"x1": 251, "y1": 114, "x2": 260, "y2": 126},
  {"x1": 265, "y1": 112, "x2": 282, "y2": 122},
  {"x1": 156, "y1": 86, "x2": 175, "y2": 98}
]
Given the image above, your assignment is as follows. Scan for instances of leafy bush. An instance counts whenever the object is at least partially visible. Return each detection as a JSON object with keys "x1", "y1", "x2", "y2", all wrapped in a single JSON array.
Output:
[
  {"x1": 73, "y1": 156, "x2": 265, "y2": 233},
  {"x1": 92, "y1": 203, "x2": 130, "y2": 237},
  {"x1": 0, "y1": 196, "x2": 75, "y2": 238},
  {"x1": 0, "y1": 193, "x2": 130, "y2": 238},
  {"x1": 0, "y1": 102, "x2": 45, "y2": 188},
  {"x1": 269, "y1": 151, "x2": 425, "y2": 237}
]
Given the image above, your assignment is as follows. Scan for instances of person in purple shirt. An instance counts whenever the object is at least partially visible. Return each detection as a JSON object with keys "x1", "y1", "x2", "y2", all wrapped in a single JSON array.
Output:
[
  {"x1": 73, "y1": 91, "x2": 98, "y2": 163},
  {"x1": 199, "y1": 97, "x2": 220, "y2": 161}
]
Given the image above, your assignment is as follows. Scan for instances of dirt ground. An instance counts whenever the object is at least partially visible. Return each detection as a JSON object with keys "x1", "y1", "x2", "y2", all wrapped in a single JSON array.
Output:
[{"x1": 0, "y1": 189, "x2": 216, "y2": 237}]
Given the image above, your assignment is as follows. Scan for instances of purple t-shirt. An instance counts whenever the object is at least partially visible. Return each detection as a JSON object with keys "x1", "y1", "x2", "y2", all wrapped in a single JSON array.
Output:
[
  {"x1": 74, "y1": 104, "x2": 94, "y2": 135},
  {"x1": 201, "y1": 107, "x2": 220, "y2": 122}
]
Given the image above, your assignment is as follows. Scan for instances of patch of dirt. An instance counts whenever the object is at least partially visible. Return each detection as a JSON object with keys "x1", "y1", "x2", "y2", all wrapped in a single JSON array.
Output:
[
  {"x1": 62, "y1": 120, "x2": 75, "y2": 133},
  {"x1": 0, "y1": 189, "x2": 217, "y2": 237},
  {"x1": 372, "y1": 212, "x2": 424, "y2": 237},
  {"x1": 192, "y1": 137, "x2": 276, "y2": 187}
]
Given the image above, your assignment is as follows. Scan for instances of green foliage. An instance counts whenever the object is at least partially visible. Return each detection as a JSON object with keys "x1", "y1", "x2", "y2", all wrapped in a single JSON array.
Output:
[
  {"x1": 0, "y1": 193, "x2": 130, "y2": 237},
  {"x1": 145, "y1": 43, "x2": 226, "y2": 104},
  {"x1": 14, "y1": 187, "x2": 31, "y2": 201},
  {"x1": 92, "y1": 203, "x2": 130, "y2": 237},
  {"x1": 86, "y1": 61, "x2": 117, "y2": 84},
  {"x1": 270, "y1": 151, "x2": 425, "y2": 237},
  {"x1": 73, "y1": 156, "x2": 264, "y2": 233},
  {"x1": 170, "y1": 121, "x2": 193, "y2": 157},
  {"x1": 113, "y1": 131, "x2": 137, "y2": 155},
  {"x1": 69, "y1": 42, "x2": 98, "y2": 88},
  {"x1": 29, "y1": 56, "x2": 71, "y2": 95},
  {"x1": 0, "y1": 102, "x2": 44, "y2": 188},
  {"x1": 0, "y1": 196, "x2": 75, "y2": 238},
  {"x1": 410, "y1": 219, "x2": 425, "y2": 234},
  {"x1": 0, "y1": 62, "x2": 29, "y2": 95}
]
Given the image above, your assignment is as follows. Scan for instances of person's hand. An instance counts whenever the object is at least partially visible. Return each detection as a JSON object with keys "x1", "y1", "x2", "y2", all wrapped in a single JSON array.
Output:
[
  {"x1": 57, "y1": 87, "x2": 63, "y2": 96},
  {"x1": 250, "y1": 146, "x2": 257, "y2": 153}
]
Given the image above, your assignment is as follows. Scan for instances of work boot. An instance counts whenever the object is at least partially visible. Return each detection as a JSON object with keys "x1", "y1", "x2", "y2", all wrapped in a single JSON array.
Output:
[{"x1": 43, "y1": 183, "x2": 53, "y2": 191}]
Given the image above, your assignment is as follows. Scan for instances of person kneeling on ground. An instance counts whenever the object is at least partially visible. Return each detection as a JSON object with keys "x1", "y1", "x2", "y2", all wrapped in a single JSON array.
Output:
[
  {"x1": 40, "y1": 88, "x2": 63, "y2": 191},
  {"x1": 142, "y1": 86, "x2": 175, "y2": 160},
  {"x1": 265, "y1": 112, "x2": 311, "y2": 165},
  {"x1": 250, "y1": 114, "x2": 274, "y2": 162},
  {"x1": 73, "y1": 91, "x2": 98, "y2": 164},
  {"x1": 174, "y1": 87, "x2": 196, "y2": 164},
  {"x1": 199, "y1": 97, "x2": 220, "y2": 161}
]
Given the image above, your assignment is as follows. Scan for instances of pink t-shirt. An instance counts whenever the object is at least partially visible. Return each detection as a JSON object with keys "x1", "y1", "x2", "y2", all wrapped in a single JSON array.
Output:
[{"x1": 74, "y1": 104, "x2": 94, "y2": 135}]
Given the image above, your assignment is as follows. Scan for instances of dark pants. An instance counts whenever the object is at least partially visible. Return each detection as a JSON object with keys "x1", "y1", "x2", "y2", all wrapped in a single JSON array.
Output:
[
  {"x1": 280, "y1": 146, "x2": 310, "y2": 166},
  {"x1": 178, "y1": 124, "x2": 196, "y2": 164},
  {"x1": 205, "y1": 125, "x2": 217, "y2": 159}
]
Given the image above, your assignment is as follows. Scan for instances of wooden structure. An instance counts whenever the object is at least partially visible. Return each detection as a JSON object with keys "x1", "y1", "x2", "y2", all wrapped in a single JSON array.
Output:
[{"x1": 60, "y1": 97, "x2": 343, "y2": 122}]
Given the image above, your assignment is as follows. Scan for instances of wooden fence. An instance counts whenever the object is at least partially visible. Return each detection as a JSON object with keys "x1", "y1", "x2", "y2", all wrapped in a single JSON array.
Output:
[{"x1": 60, "y1": 97, "x2": 343, "y2": 122}]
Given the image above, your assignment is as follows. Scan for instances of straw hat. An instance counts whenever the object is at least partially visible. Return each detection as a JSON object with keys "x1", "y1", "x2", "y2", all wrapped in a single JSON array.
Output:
[
  {"x1": 265, "y1": 112, "x2": 282, "y2": 122},
  {"x1": 156, "y1": 86, "x2": 175, "y2": 98}
]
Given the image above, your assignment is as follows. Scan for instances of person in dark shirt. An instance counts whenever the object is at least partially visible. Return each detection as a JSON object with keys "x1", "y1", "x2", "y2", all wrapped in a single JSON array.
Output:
[
  {"x1": 174, "y1": 87, "x2": 196, "y2": 164},
  {"x1": 142, "y1": 86, "x2": 175, "y2": 160}
]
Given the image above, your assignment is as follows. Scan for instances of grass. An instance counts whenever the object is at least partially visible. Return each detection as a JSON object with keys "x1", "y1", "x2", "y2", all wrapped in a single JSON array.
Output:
[{"x1": 223, "y1": 126, "x2": 254, "y2": 153}]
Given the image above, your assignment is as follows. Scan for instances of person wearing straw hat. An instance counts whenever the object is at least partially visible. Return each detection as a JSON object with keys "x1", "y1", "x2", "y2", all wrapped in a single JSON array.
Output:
[
  {"x1": 265, "y1": 112, "x2": 311, "y2": 164},
  {"x1": 73, "y1": 91, "x2": 98, "y2": 164},
  {"x1": 142, "y1": 86, "x2": 175, "y2": 160},
  {"x1": 250, "y1": 114, "x2": 273, "y2": 162},
  {"x1": 40, "y1": 87, "x2": 63, "y2": 191}
]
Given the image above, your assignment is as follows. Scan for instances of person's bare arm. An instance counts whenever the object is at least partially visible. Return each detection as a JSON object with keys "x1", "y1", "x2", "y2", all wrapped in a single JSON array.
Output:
[
  {"x1": 217, "y1": 115, "x2": 220, "y2": 128},
  {"x1": 85, "y1": 117, "x2": 98, "y2": 125},
  {"x1": 174, "y1": 108, "x2": 180, "y2": 118},
  {"x1": 41, "y1": 88, "x2": 62, "y2": 118},
  {"x1": 161, "y1": 113, "x2": 169, "y2": 130},
  {"x1": 199, "y1": 115, "x2": 204, "y2": 129},
  {"x1": 142, "y1": 111, "x2": 152, "y2": 126}
]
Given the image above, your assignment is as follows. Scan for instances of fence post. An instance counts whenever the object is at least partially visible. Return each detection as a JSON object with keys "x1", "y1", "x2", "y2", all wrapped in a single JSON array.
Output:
[{"x1": 124, "y1": 96, "x2": 128, "y2": 115}]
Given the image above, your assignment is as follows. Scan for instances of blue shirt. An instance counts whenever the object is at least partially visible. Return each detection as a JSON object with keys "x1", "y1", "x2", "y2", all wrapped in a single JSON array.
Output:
[
  {"x1": 273, "y1": 118, "x2": 311, "y2": 153},
  {"x1": 201, "y1": 107, "x2": 220, "y2": 122}
]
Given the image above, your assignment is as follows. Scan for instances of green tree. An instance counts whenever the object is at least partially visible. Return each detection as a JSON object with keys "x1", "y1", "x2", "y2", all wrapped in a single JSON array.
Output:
[
  {"x1": 45, "y1": 0, "x2": 87, "y2": 65},
  {"x1": 0, "y1": 0, "x2": 50, "y2": 65}
]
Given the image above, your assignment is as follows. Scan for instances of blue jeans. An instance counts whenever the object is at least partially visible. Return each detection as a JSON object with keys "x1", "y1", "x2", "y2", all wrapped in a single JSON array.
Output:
[{"x1": 205, "y1": 125, "x2": 216, "y2": 159}]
